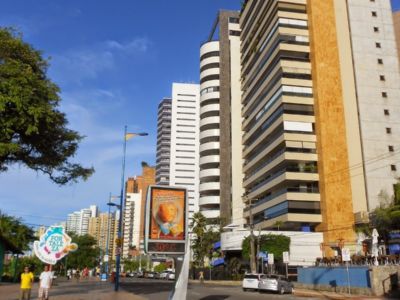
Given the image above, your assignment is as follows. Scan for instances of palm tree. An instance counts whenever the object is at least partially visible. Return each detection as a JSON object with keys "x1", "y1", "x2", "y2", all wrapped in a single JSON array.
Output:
[{"x1": 274, "y1": 220, "x2": 284, "y2": 231}]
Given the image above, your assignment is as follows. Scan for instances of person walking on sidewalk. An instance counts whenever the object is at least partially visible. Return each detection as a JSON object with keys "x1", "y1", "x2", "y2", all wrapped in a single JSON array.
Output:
[
  {"x1": 20, "y1": 266, "x2": 34, "y2": 300},
  {"x1": 38, "y1": 265, "x2": 53, "y2": 300}
]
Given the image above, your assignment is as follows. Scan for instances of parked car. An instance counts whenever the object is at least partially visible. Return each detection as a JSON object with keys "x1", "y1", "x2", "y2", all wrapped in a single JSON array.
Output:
[
  {"x1": 258, "y1": 275, "x2": 293, "y2": 294},
  {"x1": 159, "y1": 271, "x2": 169, "y2": 280},
  {"x1": 136, "y1": 271, "x2": 144, "y2": 278},
  {"x1": 147, "y1": 272, "x2": 156, "y2": 279},
  {"x1": 166, "y1": 271, "x2": 175, "y2": 280},
  {"x1": 242, "y1": 273, "x2": 263, "y2": 291}
]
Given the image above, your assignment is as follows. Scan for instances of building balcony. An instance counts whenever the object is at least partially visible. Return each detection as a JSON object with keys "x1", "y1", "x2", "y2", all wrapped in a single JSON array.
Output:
[
  {"x1": 199, "y1": 195, "x2": 220, "y2": 207},
  {"x1": 200, "y1": 168, "x2": 220, "y2": 179},
  {"x1": 200, "y1": 141, "x2": 220, "y2": 154},
  {"x1": 200, "y1": 103, "x2": 220, "y2": 116},
  {"x1": 200, "y1": 116, "x2": 220, "y2": 129},
  {"x1": 201, "y1": 209, "x2": 220, "y2": 219},
  {"x1": 200, "y1": 155, "x2": 220, "y2": 167},
  {"x1": 199, "y1": 182, "x2": 220, "y2": 192},
  {"x1": 200, "y1": 129, "x2": 220, "y2": 141}
]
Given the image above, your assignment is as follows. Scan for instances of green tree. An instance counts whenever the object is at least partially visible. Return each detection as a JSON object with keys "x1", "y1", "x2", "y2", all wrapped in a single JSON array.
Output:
[
  {"x1": 0, "y1": 211, "x2": 34, "y2": 251},
  {"x1": 154, "y1": 263, "x2": 167, "y2": 273},
  {"x1": 370, "y1": 188, "x2": 400, "y2": 241},
  {"x1": 63, "y1": 234, "x2": 100, "y2": 269},
  {"x1": 190, "y1": 212, "x2": 220, "y2": 268},
  {"x1": 242, "y1": 234, "x2": 290, "y2": 262},
  {"x1": 122, "y1": 258, "x2": 139, "y2": 272},
  {"x1": 0, "y1": 27, "x2": 94, "y2": 185}
]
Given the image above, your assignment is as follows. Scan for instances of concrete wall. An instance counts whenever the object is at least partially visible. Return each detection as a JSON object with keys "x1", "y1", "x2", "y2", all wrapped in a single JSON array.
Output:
[
  {"x1": 369, "y1": 265, "x2": 400, "y2": 296},
  {"x1": 221, "y1": 230, "x2": 323, "y2": 266}
]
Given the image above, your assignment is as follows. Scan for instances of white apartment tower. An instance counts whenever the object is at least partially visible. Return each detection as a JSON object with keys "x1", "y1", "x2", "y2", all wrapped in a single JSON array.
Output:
[
  {"x1": 66, "y1": 205, "x2": 98, "y2": 235},
  {"x1": 199, "y1": 11, "x2": 244, "y2": 225},
  {"x1": 156, "y1": 98, "x2": 172, "y2": 185},
  {"x1": 169, "y1": 83, "x2": 200, "y2": 224},
  {"x1": 122, "y1": 191, "x2": 142, "y2": 257},
  {"x1": 346, "y1": 0, "x2": 400, "y2": 210}
]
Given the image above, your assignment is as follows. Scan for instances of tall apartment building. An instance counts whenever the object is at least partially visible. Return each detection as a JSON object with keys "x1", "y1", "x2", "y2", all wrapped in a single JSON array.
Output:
[
  {"x1": 156, "y1": 98, "x2": 172, "y2": 185},
  {"x1": 169, "y1": 83, "x2": 200, "y2": 224},
  {"x1": 240, "y1": 0, "x2": 400, "y2": 248},
  {"x1": 123, "y1": 165, "x2": 155, "y2": 253},
  {"x1": 122, "y1": 178, "x2": 142, "y2": 257},
  {"x1": 88, "y1": 212, "x2": 119, "y2": 260},
  {"x1": 66, "y1": 205, "x2": 98, "y2": 235},
  {"x1": 199, "y1": 11, "x2": 244, "y2": 225}
]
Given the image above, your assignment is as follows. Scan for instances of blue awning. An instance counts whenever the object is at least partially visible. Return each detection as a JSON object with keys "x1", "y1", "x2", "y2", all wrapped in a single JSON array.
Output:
[
  {"x1": 213, "y1": 241, "x2": 221, "y2": 250},
  {"x1": 211, "y1": 258, "x2": 224, "y2": 267}
]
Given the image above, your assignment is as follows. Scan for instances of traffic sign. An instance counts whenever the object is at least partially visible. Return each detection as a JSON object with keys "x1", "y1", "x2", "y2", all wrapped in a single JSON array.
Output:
[
  {"x1": 268, "y1": 253, "x2": 274, "y2": 265},
  {"x1": 283, "y1": 251, "x2": 290, "y2": 263},
  {"x1": 342, "y1": 248, "x2": 351, "y2": 262},
  {"x1": 104, "y1": 255, "x2": 109, "y2": 262}
]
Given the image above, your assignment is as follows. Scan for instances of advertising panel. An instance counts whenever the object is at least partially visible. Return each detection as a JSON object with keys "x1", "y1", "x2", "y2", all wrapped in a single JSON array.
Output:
[
  {"x1": 145, "y1": 186, "x2": 187, "y2": 255},
  {"x1": 33, "y1": 226, "x2": 78, "y2": 265}
]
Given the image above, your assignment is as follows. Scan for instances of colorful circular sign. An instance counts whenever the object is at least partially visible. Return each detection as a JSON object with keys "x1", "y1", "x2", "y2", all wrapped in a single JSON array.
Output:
[{"x1": 33, "y1": 226, "x2": 78, "y2": 265}]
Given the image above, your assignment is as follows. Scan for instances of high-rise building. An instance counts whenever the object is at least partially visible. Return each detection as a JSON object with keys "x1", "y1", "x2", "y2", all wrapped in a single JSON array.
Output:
[
  {"x1": 88, "y1": 212, "x2": 119, "y2": 260},
  {"x1": 156, "y1": 98, "x2": 172, "y2": 186},
  {"x1": 122, "y1": 182, "x2": 142, "y2": 258},
  {"x1": 199, "y1": 11, "x2": 244, "y2": 226},
  {"x1": 169, "y1": 83, "x2": 200, "y2": 225},
  {"x1": 240, "y1": 0, "x2": 400, "y2": 249},
  {"x1": 66, "y1": 205, "x2": 98, "y2": 235},
  {"x1": 123, "y1": 165, "x2": 155, "y2": 253}
]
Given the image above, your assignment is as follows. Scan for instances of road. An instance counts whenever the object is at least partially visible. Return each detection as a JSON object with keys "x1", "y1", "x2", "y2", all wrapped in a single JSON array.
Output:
[
  {"x1": 121, "y1": 277, "x2": 315, "y2": 300},
  {"x1": 1, "y1": 277, "x2": 317, "y2": 300}
]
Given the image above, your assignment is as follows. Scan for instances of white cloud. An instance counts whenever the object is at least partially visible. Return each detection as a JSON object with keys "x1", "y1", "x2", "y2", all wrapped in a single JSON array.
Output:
[
  {"x1": 105, "y1": 38, "x2": 151, "y2": 54},
  {"x1": 49, "y1": 37, "x2": 152, "y2": 84}
]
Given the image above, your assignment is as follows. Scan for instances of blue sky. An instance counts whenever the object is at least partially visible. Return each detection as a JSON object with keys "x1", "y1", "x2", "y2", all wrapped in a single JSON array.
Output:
[
  {"x1": 0, "y1": 0, "x2": 399, "y2": 228},
  {"x1": 0, "y1": 0, "x2": 240, "y2": 227}
]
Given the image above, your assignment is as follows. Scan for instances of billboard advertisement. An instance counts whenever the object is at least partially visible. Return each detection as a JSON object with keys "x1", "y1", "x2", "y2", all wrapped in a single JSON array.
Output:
[{"x1": 145, "y1": 186, "x2": 187, "y2": 255}]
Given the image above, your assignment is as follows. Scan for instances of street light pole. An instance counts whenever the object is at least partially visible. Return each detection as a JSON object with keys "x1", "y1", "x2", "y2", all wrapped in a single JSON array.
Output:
[
  {"x1": 244, "y1": 193, "x2": 257, "y2": 273},
  {"x1": 114, "y1": 127, "x2": 148, "y2": 292},
  {"x1": 105, "y1": 193, "x2": 112, "y2": 279}
]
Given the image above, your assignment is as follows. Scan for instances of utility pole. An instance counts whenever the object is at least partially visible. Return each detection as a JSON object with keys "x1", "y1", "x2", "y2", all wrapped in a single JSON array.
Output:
[{"x1": 245, "y1": 193, "x2": 257, "y2": 274}]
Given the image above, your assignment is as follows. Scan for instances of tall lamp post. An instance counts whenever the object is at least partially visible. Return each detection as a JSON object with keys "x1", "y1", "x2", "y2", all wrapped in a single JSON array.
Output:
[
  {"x1": 115, "y1": 127, "x2": 148, "y2": 292},
  {"x1": 105, "y1": 194, "x2": 120, "y2": 279}
]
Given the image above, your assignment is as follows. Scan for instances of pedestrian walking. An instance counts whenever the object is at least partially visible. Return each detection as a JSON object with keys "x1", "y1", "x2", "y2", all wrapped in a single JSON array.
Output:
[
  {"x1": 199, "y1": 271, "x2": 204, "y2": 284},
  {"x1": 20, "y1": 266, "x2": 34, "y2": 300},
  {"x1": 38, "y1": 265, "x2": 53, "y2": 300},
  {"x1": 66, "y1": 269, "x2": 71, "y2": 280}
]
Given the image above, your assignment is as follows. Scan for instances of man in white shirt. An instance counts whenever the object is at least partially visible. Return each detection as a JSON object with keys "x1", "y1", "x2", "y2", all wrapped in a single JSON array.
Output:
[{"x1": 38, "y1": 265, "x2": 53, "y2": 300}]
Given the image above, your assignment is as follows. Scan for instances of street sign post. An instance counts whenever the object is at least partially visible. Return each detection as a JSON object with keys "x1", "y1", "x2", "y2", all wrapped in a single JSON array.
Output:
[
  {"x1": 342, "y1": 248, "x2": 351, "y2": 295},
  {"x1": 283, "y1": 251, "x2": 290, "y2": 277}
]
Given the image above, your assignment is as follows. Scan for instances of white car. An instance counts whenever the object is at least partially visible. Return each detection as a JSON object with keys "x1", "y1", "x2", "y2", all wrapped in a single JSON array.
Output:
[
  {"x1": 242, "y1": 273, "x2": 262, "y2": 291},
  {"x1": 167, "y1": 272, "x2": 175, "y2": 280},
  {"x1": 159, "y1": 271, "x2": 169, "y2": 279}
]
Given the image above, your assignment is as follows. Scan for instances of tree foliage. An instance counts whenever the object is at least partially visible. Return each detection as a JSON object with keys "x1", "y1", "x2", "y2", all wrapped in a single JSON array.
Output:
[
  {"x1": 122, "y1": 258, "x2": 139, "y2": 272},
  {"x1": 370, "y1": 187, "x2": 400, "y2": 241},
  {"x1": 0, "y1": 27, "x2": 94, "y2": 185},
  {"x1": 242, "y1": 234, "x2": 290, "y2": 262},
  {"x1": 190, "y1": 212, "x2": 220, "y2": 268},
  {"x1": 154, "y1": 263, "x2": 167, "y2": 273},
  {"x1": 64, "y1": 234, "x2": 100, "y2": 269},
  {"x1": 0, "y1": 211, "x2": 35, "y2": 251}
]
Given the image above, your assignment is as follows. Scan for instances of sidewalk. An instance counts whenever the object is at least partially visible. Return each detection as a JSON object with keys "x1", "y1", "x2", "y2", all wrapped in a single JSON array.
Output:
[{"x1": 0, "y1": 278, "x2": 145, "y2": 300}]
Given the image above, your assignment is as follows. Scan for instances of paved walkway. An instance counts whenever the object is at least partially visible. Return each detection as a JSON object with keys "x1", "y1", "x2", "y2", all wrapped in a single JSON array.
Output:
[{"x1": 0, "y1": 279, "x2": 145, "y2": 300}]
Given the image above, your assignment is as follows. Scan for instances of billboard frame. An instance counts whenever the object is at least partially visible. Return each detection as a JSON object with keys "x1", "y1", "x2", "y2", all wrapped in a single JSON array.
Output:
[{"x1": 144, "y1": 185, "x2": 188, "y2": 255}]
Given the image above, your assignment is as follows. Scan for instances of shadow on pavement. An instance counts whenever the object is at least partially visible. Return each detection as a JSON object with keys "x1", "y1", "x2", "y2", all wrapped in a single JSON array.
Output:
[
  {"x1": 198, "y1": 296, "x2": 230, "y2": 300},
  {"x1": 120, "y1": 280, "x2": 174, "y2": 296}
]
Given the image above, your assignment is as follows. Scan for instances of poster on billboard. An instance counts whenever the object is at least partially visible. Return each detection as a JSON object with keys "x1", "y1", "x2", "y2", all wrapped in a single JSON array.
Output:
[{"x1": 144, "y1": 185, "x2": 187, "y2": 255}]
